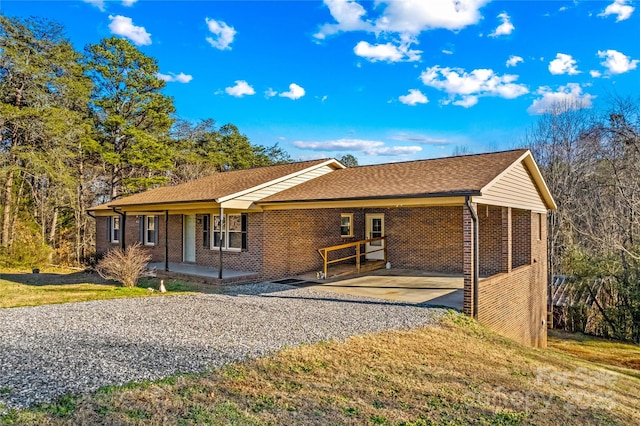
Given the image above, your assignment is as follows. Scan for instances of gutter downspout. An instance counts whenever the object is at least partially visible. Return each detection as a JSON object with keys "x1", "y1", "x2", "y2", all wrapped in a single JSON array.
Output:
[
  {"x1": 87, "y1": 211, "x2": 96, "y2": 219},
  {"x1": 111, "y1": 207, "x2": 126, "y2": 250},
  {"x1": 218, "y1": 205, "x2": 224, "y2": 280},
  {"x1": 465, "y1": 196, "x2": 479, "y2": 319}
]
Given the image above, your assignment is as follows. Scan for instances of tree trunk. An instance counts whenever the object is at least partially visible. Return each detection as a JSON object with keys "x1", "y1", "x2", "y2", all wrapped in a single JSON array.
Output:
[
  {"x1": 1, "y1": 168, "x2": 14, "y2": 247},
  {"x1": 49, "y1": 207, "x2": 58, "y2": 245}
]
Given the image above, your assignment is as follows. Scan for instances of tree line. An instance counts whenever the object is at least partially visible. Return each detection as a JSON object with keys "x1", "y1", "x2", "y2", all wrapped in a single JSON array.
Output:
[
  {"x1": 0, "y1": 16, "x2": 292, "y2": 266},
  {"x1": 524, "y1": 97, "x2": 640, "y2": 342}
]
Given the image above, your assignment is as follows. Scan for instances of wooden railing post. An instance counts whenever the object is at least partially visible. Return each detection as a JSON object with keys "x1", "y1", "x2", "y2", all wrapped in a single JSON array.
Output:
[
  {"x1": 356, "y1": 243, "x2": 361, "y2": 273},
  {"x1": 323, "y1": 248, "x2": 328, "y2": 278},
  {"x1": 383, "y1": 236, "x2": 388, "y2": 264}
]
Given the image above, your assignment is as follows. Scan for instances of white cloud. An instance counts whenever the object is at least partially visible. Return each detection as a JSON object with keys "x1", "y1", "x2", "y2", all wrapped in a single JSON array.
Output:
[
  {"x1": 375, "y1": 146, "x2": 422, "y2": 156},
  {"x1": 279, "y1": 83, "x2": 306, "y2": 100},
  {"x1": 321, "y1": 95, "x2": 328, "y2": 102},
  {"x1": 442, "y1": 49, "x2": 453, "y2": 55},
  {"x1": 489, "y1": 12, "x2": 514, "y2": 37},
  {"x1": 420, "y1": 65, "x2": 528, "y2": 107},
  {"x1": 292, "y1": 138, "x2": 421, "y2": 156},
  {"x1": 122, "y1": 0, "x2": 138, "y2": 6},
  {"x1": 590, "y1": 70, "x2": 602, "y2": 78},
  {"x1": 225, "y1": 80, "x2": 255, "y2": 97},
  {"x1": 389, "y1": 133, "x2": 450, "y2": 144},
  {"x1": 398, "y1": 89, "x2": 428, "y2": 106},
  {"x1": 314, "y1": 0, "x2": 373, "y2": 39},
  {"x1": 548, "y1": 53, "x2": 580, "y2": 75},
  {"x1": 264, "y1": 88, "x2": 278, "y2": 98},
  {"x1": 83, "y1": 0, "x2": 104, "y2": 11},
  {"x1": 108, "y1": 15, "x2": 151, "y2": 45},
  {"x1": 453, "y1": 96, "x2": 479, "y2": 108},
  {"x1": 205, "y1": 18, "x2": 236, "y2": 50},
  {"x1": 374, "y1": 0, "x2": 491, "y2": 34},
  {"x1": 527, "y1": 84, "x2": 595, "y2": 115},
  {"x1": 506, "y1": 55, "x2": 523, "y2": 67},
  {"x1": 156, "y1": 72, "x2": 193, "y2": 83},
  {"x1": 598, "y1": 49, "x2": 639, "y2": 74},
  {"x1": 599, "y1": 0, "x2": 635, "y2": 22},
  {"x1": 315, "y1": 0, "x2": 490, "y2": 39},
  {"x1": 354, "y1": 38, "x2": 421, "y2": 62}
]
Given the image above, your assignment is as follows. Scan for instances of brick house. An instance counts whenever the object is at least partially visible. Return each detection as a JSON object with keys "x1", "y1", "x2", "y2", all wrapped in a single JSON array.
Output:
[{"x1": 90, "y1": 149, "x2": 556, "y2": 347}]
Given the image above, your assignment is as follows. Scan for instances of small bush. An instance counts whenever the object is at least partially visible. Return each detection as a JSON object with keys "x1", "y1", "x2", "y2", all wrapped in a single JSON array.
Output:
[{"x1": 95, "y1": 243, "x2": 151, "y2": 287}]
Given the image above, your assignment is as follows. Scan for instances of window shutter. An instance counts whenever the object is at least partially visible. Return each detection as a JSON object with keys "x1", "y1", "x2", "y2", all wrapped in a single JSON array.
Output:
[
  {"x1": 139, "y1": 216, "x2": 144, "y2": 243},
  {"x1": 154, "y1": 216, "x2": 159, "y2": 245},
  {"x1": 203, "y1": 214, "x2": 210, "y2": 249},
  {"x1": 106, "y1": 216, "x2": 112, "y2": 242},
  {"x1": 241, "y1": 214, "x2": 248, "y2": 250}
]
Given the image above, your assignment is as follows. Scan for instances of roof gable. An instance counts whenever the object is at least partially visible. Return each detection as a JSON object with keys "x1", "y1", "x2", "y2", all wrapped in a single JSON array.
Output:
[
  {"x1": 90, "y1": 159, "x2": 343, "y2": 210},
  {"x1": 260, "y1": 150, "x2": 532, "y2": 203}
]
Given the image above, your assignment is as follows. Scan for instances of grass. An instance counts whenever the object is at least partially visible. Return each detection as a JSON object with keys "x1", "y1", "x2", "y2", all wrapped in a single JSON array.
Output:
[
  {"x1": 2, "y1": 312, "x2": 639, "y2": 425},
  {"x1": 0, "y1": 266, "x2": 195, "y2": 308}
]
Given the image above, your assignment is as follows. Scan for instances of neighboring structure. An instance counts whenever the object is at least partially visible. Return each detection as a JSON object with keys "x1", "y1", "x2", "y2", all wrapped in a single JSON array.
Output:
[{"x1": 90, "y1": 149, "x2": 556, "y2": 347}]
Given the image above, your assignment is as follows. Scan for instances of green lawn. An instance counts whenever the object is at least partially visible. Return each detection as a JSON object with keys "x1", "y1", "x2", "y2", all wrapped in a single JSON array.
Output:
[
  {"x1": 0, "y1": 267, "x2": 194, "y2": 308},
  {"x1": 3, "y1": 313, "x2": 639, "y2": 425}
]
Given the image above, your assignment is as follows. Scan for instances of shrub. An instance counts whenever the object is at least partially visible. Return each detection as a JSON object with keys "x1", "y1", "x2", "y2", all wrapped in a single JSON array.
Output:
[
  {"x1": 0, "y1": 221, "x2": 52, "y2": 268},
  {"x1": 95, "y1": 243, "x2": 151, "y2": 287}
]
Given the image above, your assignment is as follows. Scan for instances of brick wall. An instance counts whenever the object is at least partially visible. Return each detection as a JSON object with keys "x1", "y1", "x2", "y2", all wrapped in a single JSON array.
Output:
[
  {"x1": 95, "y1": 214, "x2": 182, "y2": 263},
  {"x1": 476, "y1": 211, "x2": 548, "y2": 347},
  {"x1": 512, "y1": 208, "x2": 531, "y2": 269},
  {"x1": 478, "y1": 204, "x2": 502, "y2": 277},
  {"x1": 261, "y1": 209, "x2": 357, "y2": 278},
  {"x1": 365, "y1": 207, "x2": 463, "y2": 273}
]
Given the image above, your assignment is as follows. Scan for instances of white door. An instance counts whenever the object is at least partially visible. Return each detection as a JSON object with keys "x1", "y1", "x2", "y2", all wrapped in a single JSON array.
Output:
[
  {"x1": 183, "y1": 215, "x2": 196, "y2": 263},
  {"x1": 365, "y1": 213, "x2": 385, "y2": 260}
]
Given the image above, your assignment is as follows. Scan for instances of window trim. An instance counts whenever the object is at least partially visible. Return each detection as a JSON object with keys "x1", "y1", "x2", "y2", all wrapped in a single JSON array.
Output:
[
  {"x1": 212, "y1": 213, "x2": 248, "y2": 251},
  {"x1": 202, "y1": 214, "x2": 210, "y2": 248},
  {"x1": 340, "y1": 213, "x2": 354, "y2": 238},
  {"x1": 110, "y1": 216, "x2": 120, "y2": 244},
  {"x1": 143, "y1": 215, "x2": 157, "y2": 246}
]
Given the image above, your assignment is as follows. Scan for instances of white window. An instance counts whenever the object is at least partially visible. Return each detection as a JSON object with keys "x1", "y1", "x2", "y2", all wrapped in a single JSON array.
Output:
[
  {"x1": 341, "y1": 213, "x2": 353, "y2": 237},
  {"x1": 110, "y1": 216, "x2": 120, "y2": 243},
  {"x1": 144, "y1": 216, "x2": 157, "y2": 246},
  {"x1": 212, "y1": 214, "x2": 247, "y2": 251}
]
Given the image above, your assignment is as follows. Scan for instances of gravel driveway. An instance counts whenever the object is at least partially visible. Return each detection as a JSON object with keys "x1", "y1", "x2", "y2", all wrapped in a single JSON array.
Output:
[{"x1": 0, "y1": 282, "x2": 446, "y2": 410}]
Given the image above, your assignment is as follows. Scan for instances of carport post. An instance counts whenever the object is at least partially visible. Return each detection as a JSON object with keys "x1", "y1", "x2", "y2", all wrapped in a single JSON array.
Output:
[
  {"x1": 218, "y1": 206, "x2": 224, "y2": 280},
  {"x1": 164, "y1": 210, "x2": 169, "y2": 272}
]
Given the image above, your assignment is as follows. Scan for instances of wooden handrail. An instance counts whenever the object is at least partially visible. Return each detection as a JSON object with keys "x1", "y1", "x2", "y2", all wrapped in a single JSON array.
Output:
[{"x1": 317, "y1": 236, "x2": 387, "y2": 278}]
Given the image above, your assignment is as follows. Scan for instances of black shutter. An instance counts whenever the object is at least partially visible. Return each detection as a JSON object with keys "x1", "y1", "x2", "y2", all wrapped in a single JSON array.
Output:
[
  {"x1": 203, "y1": 214, "x2": 210, "y2": 248},
  {"x1": 106, "y1": 216, "x2": 112, "y2": 242},
  {"x1": 154, "y1": 216, "x2": 159, "y2": 245},
  {"x1": 139, "y1": 216, "x2": 144, "y2": 243},
  {"x1": 241, "y1": 214, "x2": 248, "y2": 250}
]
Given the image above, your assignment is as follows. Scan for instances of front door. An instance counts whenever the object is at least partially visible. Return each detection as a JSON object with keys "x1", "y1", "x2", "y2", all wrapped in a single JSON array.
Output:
[
  {"x1": 365, "y1": 213, "x2": 385, "y2": 260},
  {"x1": 183, "y1": 214, "x2": 196, "y2": 263}
]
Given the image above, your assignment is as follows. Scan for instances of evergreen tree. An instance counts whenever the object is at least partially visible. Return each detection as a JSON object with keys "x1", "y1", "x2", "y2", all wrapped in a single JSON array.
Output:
[{"x1": 84, "y1": 37, "x2": 175, "y2": 200}]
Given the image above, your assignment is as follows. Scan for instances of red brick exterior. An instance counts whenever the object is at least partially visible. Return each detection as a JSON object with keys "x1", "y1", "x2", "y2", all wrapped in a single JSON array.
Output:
[
  {"x1": 95, "y1": 204, "x2": 549, "y2": 347},
  {"x1": 475, "y1": 211, "x2": 548, "y2": 347},
  {"x1": 95, "y1": 214, "x2": 182, "y2": 263}
]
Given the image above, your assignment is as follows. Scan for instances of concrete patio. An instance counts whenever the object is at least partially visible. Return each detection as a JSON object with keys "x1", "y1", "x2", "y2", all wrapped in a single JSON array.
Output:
[{"x1": 279, "y1": 267, "x2": 464, "y2": 309}]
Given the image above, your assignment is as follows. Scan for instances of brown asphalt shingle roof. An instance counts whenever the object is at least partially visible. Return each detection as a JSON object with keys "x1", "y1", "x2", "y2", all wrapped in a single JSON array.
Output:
[
  {"x1": 260, "y1": 149, "x2": 528, "y2": 203},
  {"x1": 90, "y1": 159, "x2": 331, "y2": 210}
]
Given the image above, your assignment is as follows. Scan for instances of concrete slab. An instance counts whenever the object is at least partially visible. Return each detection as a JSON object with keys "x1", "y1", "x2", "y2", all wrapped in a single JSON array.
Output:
[{"x1": 287, "y1": 269, "x2": 464, "y2": 309}]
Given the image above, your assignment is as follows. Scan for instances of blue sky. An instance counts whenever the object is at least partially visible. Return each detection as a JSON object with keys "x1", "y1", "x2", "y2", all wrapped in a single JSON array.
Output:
[{"x1": 4, "y1": 1, "x2": 639, "y2": 164}]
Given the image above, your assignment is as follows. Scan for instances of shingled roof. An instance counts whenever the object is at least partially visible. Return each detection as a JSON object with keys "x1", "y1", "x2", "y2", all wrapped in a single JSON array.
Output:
[
  {"x1": 260, "y1": 149, "x2": 529, "y2": 203},
  {"x1": 90, "y1": 159, "x2": 332, "y2": 210}
]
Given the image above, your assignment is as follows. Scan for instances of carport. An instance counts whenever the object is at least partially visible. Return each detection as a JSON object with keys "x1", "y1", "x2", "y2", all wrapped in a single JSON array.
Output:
[{"x1": 275, "y1": 267, "x2": 464, "y2": 309}]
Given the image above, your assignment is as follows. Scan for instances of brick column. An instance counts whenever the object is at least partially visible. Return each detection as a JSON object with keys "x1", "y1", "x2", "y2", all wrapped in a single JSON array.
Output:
[
  {"x1": 502, "y1": 207, "x2": 512, "y2": 273},
  {"x1": 463, "y1": 204, "x2": 476, "y2": 316}
]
